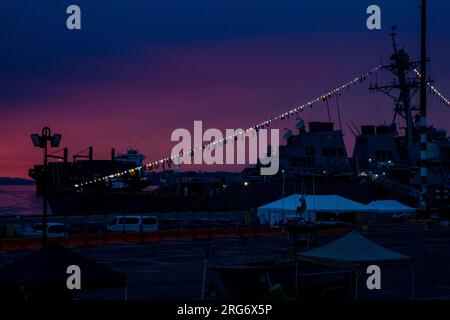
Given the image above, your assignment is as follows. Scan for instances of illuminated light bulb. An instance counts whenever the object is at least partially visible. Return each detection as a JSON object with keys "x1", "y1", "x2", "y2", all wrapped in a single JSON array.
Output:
[{"x1": 76, "y1": 66, "x2": 381, "y2": 184}]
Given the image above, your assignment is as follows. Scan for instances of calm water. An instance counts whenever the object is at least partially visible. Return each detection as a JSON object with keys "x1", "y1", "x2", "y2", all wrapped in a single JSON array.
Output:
[{"x1": 0, "y1": 185, "x2": 43, "y2": 216}]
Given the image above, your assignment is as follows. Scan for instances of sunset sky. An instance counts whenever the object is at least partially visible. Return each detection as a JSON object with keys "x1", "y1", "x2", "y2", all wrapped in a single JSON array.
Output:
[{"x1": 1, "y1": 0, "x2": 449, "y2": 178}]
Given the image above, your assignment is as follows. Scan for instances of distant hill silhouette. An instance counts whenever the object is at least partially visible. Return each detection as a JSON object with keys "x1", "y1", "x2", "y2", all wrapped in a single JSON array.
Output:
[{"x1": 0, "y1": 177, "x2": 35, "y2": 185}]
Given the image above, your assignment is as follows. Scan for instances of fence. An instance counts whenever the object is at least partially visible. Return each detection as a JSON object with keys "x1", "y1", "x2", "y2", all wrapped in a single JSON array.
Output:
[{"x1": 0, "y1": 211, "x2": 290, "y2": 251}]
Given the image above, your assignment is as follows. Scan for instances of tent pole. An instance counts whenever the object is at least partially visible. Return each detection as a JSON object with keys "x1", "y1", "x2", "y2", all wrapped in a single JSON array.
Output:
[
  {"x1": 355, "y1": 267, "x2": 358, "y2": 300},
  {"x1": 201, "y1": 256, "x2": 208, "y2": 300},
  {"x1": 295, "y1": 247, "x2": 299, "y2": 300},
  {"x1": 411, "y1": 263, "x2": 415, "y2": 300},
  {"x1": 269, "y1": 210, "x2": 271, "y2": 227}
]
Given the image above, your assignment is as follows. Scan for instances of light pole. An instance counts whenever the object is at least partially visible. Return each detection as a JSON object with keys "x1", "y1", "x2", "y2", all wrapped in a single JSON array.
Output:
[
  {"x1": 282, "y1": 170, "x2": 285, "y2": 223},
  {"x1": 31, "y1": 127, "x2": 62, "y2": 247}
]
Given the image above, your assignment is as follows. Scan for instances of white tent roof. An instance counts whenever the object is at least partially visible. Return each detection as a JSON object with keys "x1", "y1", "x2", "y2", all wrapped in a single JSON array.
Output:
[
  {"x1": 365, "y1": 200, "x2": 416, "y2": 212},
  {"x1": 258, "y1": 194, "x2": 370, "y2": 212},
  {"x1": 299, "y1": 231, "x2": 410, "y2": 266}
]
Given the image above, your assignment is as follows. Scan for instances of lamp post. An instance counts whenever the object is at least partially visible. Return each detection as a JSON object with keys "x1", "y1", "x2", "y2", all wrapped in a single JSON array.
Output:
[
  {"x1": 31, "y1": 127, "x2": 62, "y2": 247},
  {"x1": 282, "y1": 170, "x2": 285, "y2": 223}
]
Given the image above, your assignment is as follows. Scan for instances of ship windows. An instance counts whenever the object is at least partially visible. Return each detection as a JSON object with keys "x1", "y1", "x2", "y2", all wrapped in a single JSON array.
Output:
[
  {"x1": 305, "y1": 146, "x2": 315, "y2": 156},
  {"x1": 292, "y1": 156, "x2": 316, "y2": 167},
  {"x1": 323, "y1": 147, "x2": 345, "y2": 157},
  {"x1": 374, "y1": 150, "x2": 393, "y2": 161}
]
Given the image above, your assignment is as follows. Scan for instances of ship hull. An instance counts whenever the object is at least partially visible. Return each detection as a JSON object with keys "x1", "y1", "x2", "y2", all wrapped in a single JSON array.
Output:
[{"x1": 47, "y1": 181, "x2": 418, "y2": 215}]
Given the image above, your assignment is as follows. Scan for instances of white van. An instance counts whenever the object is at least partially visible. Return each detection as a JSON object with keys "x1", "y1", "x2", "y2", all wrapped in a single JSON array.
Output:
[
  {"x1": 108, "y1": 215, "x2": 159, "y2": 233},
  {"x1": 19, "y1": 222, "x2": 66, "y2": 238}
]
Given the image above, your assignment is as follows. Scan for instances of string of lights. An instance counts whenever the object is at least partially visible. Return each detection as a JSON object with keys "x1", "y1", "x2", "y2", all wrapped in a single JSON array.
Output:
[
  {"x1": 414, "y1": 69, "x2": 450, "y2": 107},
  {"x1": 75, "y1": 65, "x2": 381, "y2": 188}
]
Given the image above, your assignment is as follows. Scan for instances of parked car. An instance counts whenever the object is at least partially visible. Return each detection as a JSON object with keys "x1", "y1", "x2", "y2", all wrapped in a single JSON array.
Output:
[
  {"x1": 68, "y1": 222, "x2": 110, "y2": 235},
  {"x1": 108, "y1": 215, "x2": 159, "y2": 233},
  {"x1": 18, "y1": 222, "x2": 66, "y2": 238}
]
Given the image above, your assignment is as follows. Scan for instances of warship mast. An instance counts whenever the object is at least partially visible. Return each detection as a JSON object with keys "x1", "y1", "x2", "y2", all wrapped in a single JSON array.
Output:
[
  {"x1": 369, "y1": 1, "x2": 430, "y2": 211},
  {"x1": 369, "y1": 27, "x2": 421, "y2": 152}
]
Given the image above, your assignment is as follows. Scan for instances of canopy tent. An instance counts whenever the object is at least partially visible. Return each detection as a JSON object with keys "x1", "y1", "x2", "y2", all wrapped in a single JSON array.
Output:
[
  {"x1": 299, "y1": 231, "x2": 413, "y2": 300},
  {"x1": 299, "y1": 231, "x2": 410, "y2": 266},
  {"x1": 0, "y1": 243, "x2": 127, "y2": 301},
  {"x1": 355, "y1": 200, "x2": 417, "y2": 223},
  {"x1": 365, "y1": 200, "x2": 416, "y2": 213},
  {"x1": 257, "y1": 194, "x2": 371, "y2": 226}
]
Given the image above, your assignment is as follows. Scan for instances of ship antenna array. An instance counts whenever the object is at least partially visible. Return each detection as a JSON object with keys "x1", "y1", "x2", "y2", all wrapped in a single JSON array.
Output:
[{"x1": 369, "y1": 26, "x2": 429, "y2": 150}]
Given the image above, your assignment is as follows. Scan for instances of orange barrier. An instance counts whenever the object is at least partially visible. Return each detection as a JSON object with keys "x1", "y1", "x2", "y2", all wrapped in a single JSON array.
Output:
[
  {"x1": 0, "y1": 226, "x2": 288, "y2": 252},
  {"x1": 0, "y1": 239, "x2": 21, "y2": 251}
]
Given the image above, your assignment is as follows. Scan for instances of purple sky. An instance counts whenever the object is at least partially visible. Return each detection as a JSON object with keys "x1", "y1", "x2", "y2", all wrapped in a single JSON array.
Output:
[{"x1": 0, "y1": 1, "x2": 449, "y2": 178}]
